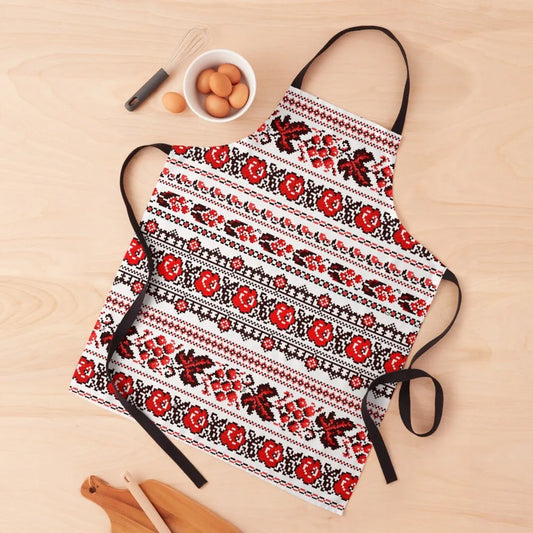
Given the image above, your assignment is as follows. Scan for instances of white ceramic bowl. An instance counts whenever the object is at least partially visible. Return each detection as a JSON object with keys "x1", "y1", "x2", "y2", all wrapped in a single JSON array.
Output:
[{"x1": 183, "y1": 49, "x2": 256, "y2": 123}]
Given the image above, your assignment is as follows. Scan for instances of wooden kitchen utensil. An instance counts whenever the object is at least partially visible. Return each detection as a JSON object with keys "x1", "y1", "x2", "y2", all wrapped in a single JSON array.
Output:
[{"x1": 81, "y1": 475, "x2": 241, "y2": 533}]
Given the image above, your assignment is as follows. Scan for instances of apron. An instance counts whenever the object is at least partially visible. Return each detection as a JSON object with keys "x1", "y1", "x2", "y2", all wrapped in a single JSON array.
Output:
[{"x1": 70, "y1": 26, "x2": 462, "y2": 515}]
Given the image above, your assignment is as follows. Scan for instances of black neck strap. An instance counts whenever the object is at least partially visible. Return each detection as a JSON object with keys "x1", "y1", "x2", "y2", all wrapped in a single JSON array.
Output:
[
  {"x1": 361, "y1": 269, "x2": 462, "y2": 483},
  {"x1": 106, "y1": 143, "x2": 208, "y2": 489},
  {"x1": 291, "y1": 25, "x2": 410, "y2": 135}
]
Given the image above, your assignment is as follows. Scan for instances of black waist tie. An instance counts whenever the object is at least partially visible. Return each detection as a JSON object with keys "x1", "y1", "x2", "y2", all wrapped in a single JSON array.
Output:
[
  {"x1": 361, "y1": 269, "x2": 462, "y2": 483},
  {"x1": 105, "y1": 144, "x2": 207, "y2": 488}
]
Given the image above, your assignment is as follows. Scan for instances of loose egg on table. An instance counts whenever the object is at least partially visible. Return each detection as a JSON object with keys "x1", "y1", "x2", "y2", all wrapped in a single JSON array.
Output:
[{"x1": 162, "y1": 92, "x2": 186, "y2": 113}]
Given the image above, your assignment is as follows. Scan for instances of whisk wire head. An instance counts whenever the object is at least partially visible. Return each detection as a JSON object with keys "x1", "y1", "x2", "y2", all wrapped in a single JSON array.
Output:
[{"x1": 164, "y1": 27, "x2": 210, "y2": 72}]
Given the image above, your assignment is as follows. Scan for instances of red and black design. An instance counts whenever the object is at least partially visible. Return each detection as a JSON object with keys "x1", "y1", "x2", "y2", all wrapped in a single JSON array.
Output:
[
  {"x1": 151, "y1": 167, "x2": 440, "y2": 288},
  {"x1": 241, "y1": 383, "x2": 278, "y2": 422},
  {"x1": 175, "y1": 348, "x2": 214, "y2": 386},
  {"x1": 303, "y1": 133, "x2": 341, "y2": 172},
  {"x1": 316, "y1": 412, "x2": 356, "y2": 450},
  {"x1": 151, "y1": 193, "x2": 429, "y2": 314},
  {"x1": 271, "y1": 115, "x2": 311, "y2": 154},
  {"x1": 71, "y1": 355, "x2": 371, "y2": 512},
  {"x1": 70, "y1": 68, "x2": 448, "y2": 516},
  {"x1": 337, "y1": 148, "x2": 375, "y2": 186},
  {"x1": 179, "y1": 144, "x2": 436, "y2": 260}
]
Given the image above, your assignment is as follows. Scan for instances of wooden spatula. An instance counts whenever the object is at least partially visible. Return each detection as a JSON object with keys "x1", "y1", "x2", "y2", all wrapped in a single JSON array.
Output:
[{"x1": 81, "y1": 475, "x2": 241, "y2": 533}]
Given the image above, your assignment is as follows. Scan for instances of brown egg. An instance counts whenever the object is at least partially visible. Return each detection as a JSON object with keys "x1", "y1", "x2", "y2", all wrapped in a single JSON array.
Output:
[
  {"x1": 209, "y1": 72, "x2": 232, "y2": 98},
  {"x1": 162, "y1": 92, "x2": 186, "y2": 113},
  {"x1": 205, "y1": 94, "x2": 230, "y2": 118},
  {"x1": 218, "y1": 63, "x2": 241, "y2": 84},
  {"x1": 228, "y1": 82, "x2": 249, "y2": 109},
  {"x1": 196, "y1": 68, "x2": 215, "y2": 94}
]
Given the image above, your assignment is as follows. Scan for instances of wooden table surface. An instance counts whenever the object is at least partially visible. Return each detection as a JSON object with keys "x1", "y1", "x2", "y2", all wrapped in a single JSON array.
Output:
[{"x1": 2, "y1": 1, "x2": 532, "y2": 531}]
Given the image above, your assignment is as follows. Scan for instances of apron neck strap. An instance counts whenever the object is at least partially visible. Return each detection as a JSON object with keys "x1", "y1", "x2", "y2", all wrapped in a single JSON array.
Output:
[{"x1": 291, "y1": 25, "x2": 410, "y2": 136}]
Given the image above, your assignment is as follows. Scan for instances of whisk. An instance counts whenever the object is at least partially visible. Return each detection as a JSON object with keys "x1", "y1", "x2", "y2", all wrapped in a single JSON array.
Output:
[{"x1": 125, "y1": 27, "x2": 209, "y2": 111}]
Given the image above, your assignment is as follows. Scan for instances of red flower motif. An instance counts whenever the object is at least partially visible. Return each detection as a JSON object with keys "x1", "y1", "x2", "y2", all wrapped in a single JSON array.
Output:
[
  {"x1": 241, "y1": 156, "x2": 267, "y2": 184},
  {"x1": 274, "y1": 276, "x2": 287, "y2": 289},
  {"x1": 144, "y1": 220, "x2": 158, "y2": 234},
  {"x1": 279, "y1": 173, "x2": 305, "y2": 200},
  {"x1": 345, "y1": 336, "x2": 372, "y2": 363},
  {"x1": 230, "y1": 257, "x2": 244, "y2": 270},
  {"x1": 218, "y1": 318, "x2": 231, "y2": 331},
  {"x1": 146, "y1": 389, "x2": 172, "y2": 417},
  {"x1": 258, "y1": 440, "x2": 284, "y2": 468},
  {"x1": 317, "y1": 294, "x2": 331, "y2": 308},
  {"x1": 232, "y1": 286, "x2": 258, "y2": 313},
  {"x1": 295, "y1": 457, "x2": 322, "y2": 485},
  {"x1": 73, "y1": 356, "x2": 95, "y2": 384},
  {"x1": 394, "y1": 225, "x2": 417, "y2": 250},
  {"x1": 125, "y1": 238, "x2": 145, "y2": 265},
  {"x1": 262, "y1": 337, "x2": 274, "y2": 350},
  {"x1": 408, "y1": 298, "x2": 428, "y2": 317},
  {"x1": 157, "y1": 254, "x2": 183, "y2": 281},
  {"x1": 231, "y1": 222, "x2": 257, "y2": 243},
  {"x1": 188, "y1": 238, "x2": 200, "y2": 251},
  {"x1": 384, "y1": 352, "x2": 408, "y2": 373},
  {"x1": 175, "y1": 299, "x2": 188, "y2": 312},
  {"x1": 334, "y1": 473, "x2": 358, "y2": 500},
  {"x1": 407, "y1": 332, "x2": 417, "y2": 345},
  {"x1": 269, "y1": 302, "x2": 296, "y2": 330},
  {"x1": 362, "y1": 314, "x2": 375, "y2": 327},
  {"x1": 355, "y1": 206, "x2": 381, "y2": 233},
  {"x1": 107, "y1": 372, "x2": 134, "y2": 398},
  {"x1": 165, "y1": 194, "x2": 188, "y2": 213},
  {"x1": 307, "y1": 319, "x2": 334, "y2": 347},
  {"x1": 205, "y1": 145, "x2": 230, "y2": 169},
  {"x1": 131, "y1": 281, "x2": 144, "y2": 294},
  {"x1": 183, "y1": 405, "x2": 208, "y2": 434},
  {"x1": 267, "y1": 238, "x2": 293, "y2": 257},
  {"x1": 349, "y1": 375, "x2": 363, "y2": 389},
  {"x1": 305, "y1": 357, "x2": 318, "y2": 370},
  {"x1": 220, "y1": 422, "x2": 246, "y2": 451},
  {"x1": 317, "y1": 189, "x2": 343, "y2": 217},
  {"x1": 299, "y1": 251, "x2": 326, "y2": 273},
  {"x1": 194, "y1": 270, "x2": 220, "y2": 297}
]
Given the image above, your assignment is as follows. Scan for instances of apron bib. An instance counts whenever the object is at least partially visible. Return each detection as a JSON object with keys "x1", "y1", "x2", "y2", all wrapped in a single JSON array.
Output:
[{"x1": 70, "y1": 26, "x2": 461, "y2": 515}]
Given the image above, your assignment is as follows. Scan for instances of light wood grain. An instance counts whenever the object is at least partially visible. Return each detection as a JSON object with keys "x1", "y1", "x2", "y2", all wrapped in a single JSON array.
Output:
[
  {"x1": 80, "y1": 476, "x2": 241, "y2": 532},
  {"x1": 1, "y1": 1, "x2": 532, "y2": 531}
]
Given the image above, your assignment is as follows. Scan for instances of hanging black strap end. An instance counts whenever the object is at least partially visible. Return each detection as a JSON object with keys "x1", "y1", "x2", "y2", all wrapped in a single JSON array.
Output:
[
  {"x1": 361, "y1": 267, "x2": 461, "y2": 484},
  {"x1": 106, "y1": 142, "x2": 208, "y2": 490},
  {"x1": 361, "y1": 384, "x2": 398, "y2": 484}
]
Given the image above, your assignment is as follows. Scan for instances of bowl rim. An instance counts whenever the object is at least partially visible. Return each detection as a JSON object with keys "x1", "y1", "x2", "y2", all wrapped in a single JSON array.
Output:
[{"x1": 183, "y1": 48, "x2": 256, "y2": 123}]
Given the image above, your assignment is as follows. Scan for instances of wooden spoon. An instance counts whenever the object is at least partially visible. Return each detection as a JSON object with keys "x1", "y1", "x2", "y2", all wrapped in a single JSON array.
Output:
[{"x1": 81, "y1": 475, "x2": 241, "y2": 533}]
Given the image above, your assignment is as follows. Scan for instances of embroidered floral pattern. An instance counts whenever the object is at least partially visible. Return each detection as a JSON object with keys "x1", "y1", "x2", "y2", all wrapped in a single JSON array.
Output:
[
  {"x1": 70, "y1": 85, "x2": 446, "y2": 516},
  {"x1": 296, "y1": 457, "x2": 322, "y2": 485},
  {"x1": 107, "y1": 372, "x2": 134, "y2": 398},
  {"x1": 258, "y1": 439, "x2": 284, "y2": 468},
  {"x1": 220, "y1": 422, "x2": 246, "y2": 451},
  {"x1": 183, "y1": 405, "x2": 209, "y2": 434},
  {"x1": 153, "y1": 192, "x2": 428, "y2": 313},
  {"x1": 146, "y1": 389, "x2": 172, "y2": 417}
]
